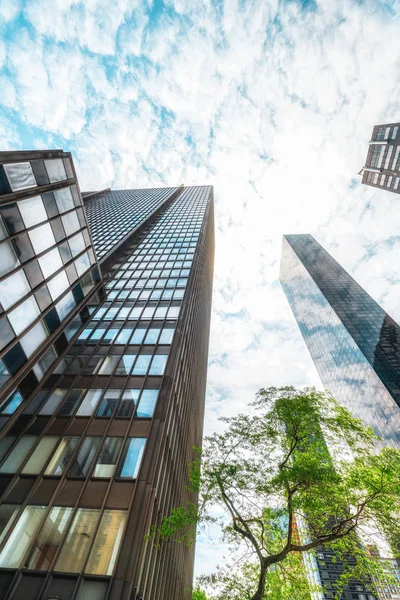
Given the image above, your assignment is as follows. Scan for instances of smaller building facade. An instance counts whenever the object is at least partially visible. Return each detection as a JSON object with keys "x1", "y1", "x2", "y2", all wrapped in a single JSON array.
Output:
[{"x1": 361, "y1": 122, "x2": 400, "y2": 194}]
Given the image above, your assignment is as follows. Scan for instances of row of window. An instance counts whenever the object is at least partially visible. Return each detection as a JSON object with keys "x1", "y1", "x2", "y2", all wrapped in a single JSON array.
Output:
[
  {"x1": 78, "y1": 323, "x2": 175, "y2": 346},
  {"x1": 0, "y1": 434, "x2": 146, "y2": 478},
  {"x1": 0, "y1": 504, "x2": 126, "y2": 575},
  {"x1": 0, "y1": 157, "x2": 73, "y2": 195},
  {"x1": 54, "y1": 351, "x2": 168, "y2": 377},
  {"x1": 38, "y1": 387, "x2": 158, "y2": 418},
  {"x1": 375, "y1": 125, "x2": 399, "y2": 141},
  {"x1": 367, "y1": 171, "x2": 400, "y2": 190}
]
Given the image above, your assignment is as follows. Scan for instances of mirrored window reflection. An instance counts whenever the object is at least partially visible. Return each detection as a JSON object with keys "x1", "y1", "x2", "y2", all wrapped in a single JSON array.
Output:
[
  {"x1": 8, "y1": 296, "x2": 40, "y2": 335},
  {"x1": 116, "y1": 389, "x2": 140, "y2": 418},
  {"x1": 20, "y1": 321, "x2": 47, "y2": 357},
  {"x1": 0, "y1": 239, "x2": 20, "y2": 277},
  {"x1": 131, "y1": 354, "x2": 151, "y2": 375},
  {"x1": 29, "y1": 222, "x2": 56, "y2": 254},
  {"x1": 45, "y1": 436, "x2": 79, "y2": 475},
  {"x1": 92, "y1": 437, "x2": 123, "y2": 477},
  {"x1": 85, "y1": 510, "x2": 127, "y2": 575},
  {"x1": 39, "y1": 388, "x2": 67, "y2": 415},
  {"x1": 18, "y1": 196, "x2": 47, "y2": 228},
  {"x1": 58, "y1": 389, "x2": 84, "y2": 416},
  {"x1": 55, "y1": 508, "x2": 99, "y2": 573},
  {"x1": 159, "y1": 327, "x2": 174, "y2": 344},
  {"x1": 54, "y1": 187, "x2": 74, "y2": 213},
  {"x1": 26, "y1": 506, "x2": 73, "y2": 570},
  {"x1": 0, "y1": 504, "x2": 19, "y2": 546},
  {"x1": 76, "y1": 389, "x2": 102, "y2": 416},
  {"x1": 44, "y1": 159, "x2": 67, "y2": 183},
  {"x1": 136, "y1": 390, "x2": 158, "y2": 418},
  {"x1": 149, "y1": 355, "x2": 168, "y2": 376},
  {"x1": 0, "y1": 390, "x2": 23, "y2": 415},
  {"x1": 3, "y1": 162, "x2": 37, "y2": 192},
  {"x1": 22, "y1": 436, "x2": 58, "y2": 474},
  {"x1": 144, "y1": 328, "x2": 160, "y2": 344},
  {"x1": 96, "y1": 390, "x2": 119, "y2": 417},
  {"x1": 118, "y1": 438, "x2": 146, "y2": 478},
  {"x1": 38, "y1": 247, "x2": 63, "y2": 278},
  {"x1": 0, "y1": 436, "x2": 38, "y2": 473},
  {"x1": 0, "y1": 269, "x2": 31, "y2": 310},
  {"x1": 69, "y1": 437, "x2": 101, "y2": 476},
  {"x1": 0, "y1": 505, "x2": 46, "y2": 568},
  {"x1": 116, "y1": 355, "x2": 136, "y2": 376}
]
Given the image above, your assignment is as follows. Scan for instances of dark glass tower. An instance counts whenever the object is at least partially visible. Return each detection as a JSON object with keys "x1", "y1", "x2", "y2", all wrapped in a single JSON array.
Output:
[
  {"x1": 361, "y1": 122, "x2": 400, "y2": 194},
  {"x1": 0, "y1": 150, "x2": 214, "y2": 600},
  {"x1": 280, "y1": 234, "x2": 400, "y2": 449}
]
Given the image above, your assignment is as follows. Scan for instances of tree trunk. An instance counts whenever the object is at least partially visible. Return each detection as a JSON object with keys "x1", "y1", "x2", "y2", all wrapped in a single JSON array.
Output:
[{"x1": 251, "y1": 562, "x2": 268, "y2": 600}]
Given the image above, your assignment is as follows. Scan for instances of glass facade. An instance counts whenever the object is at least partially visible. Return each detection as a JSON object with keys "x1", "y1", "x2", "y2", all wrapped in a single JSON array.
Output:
[
  {"x1": 362, "y1": 122, "x2": 400, "y2": 194},
  {"x1": 280, "y1": 234, "x2": 400, "y2": 448},
  {"x1": 0, "y1": 150, "x2": 214, "y2": 600}
]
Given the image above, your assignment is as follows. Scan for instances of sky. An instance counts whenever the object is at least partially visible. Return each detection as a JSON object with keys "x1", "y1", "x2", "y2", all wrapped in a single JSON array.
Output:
[{"x1": 1, "y1": 0, "x2": 400, "y2": 580}]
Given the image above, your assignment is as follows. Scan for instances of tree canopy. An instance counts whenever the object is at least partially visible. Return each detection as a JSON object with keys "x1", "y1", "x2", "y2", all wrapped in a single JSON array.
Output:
[{"x1": 154, "y1": 387, "x2": 400, "y2": 600}]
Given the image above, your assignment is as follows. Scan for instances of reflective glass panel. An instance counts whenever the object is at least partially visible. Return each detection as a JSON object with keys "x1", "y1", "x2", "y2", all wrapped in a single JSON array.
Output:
[
  {"x1": 131, "y1": 354, "x2": 151, "y2": 375},
  {"x1": 45, "y1": 436, "x2": 79, "y2": 475},
  {"x1": 39, "y1": 388, "x2": 67, "y2": 415},
  {"x1": 85, "y1": 510, "x2": 127, "y2": 575},
  {"x1": 0, "y1": 506, "x2": 46, "y2": 568},
  {"x1": 0, "y1": 390, "x2": 23, "y2": 415},
  {"x1": 0, "y1": 269, "x2": 30, "y2": 310},
  {"x1": 44, "y1": 159, "x2": 67, "y2": 183},
  {"x1": 76, "y1": 389, "x2": 103, "y2": 416},
  {"x1": 148, "y1": 354, "x2": 168, "y2": 376},
  {"x1": 0, "y1": 239, "x2": 20, "y2": 277},
  {"x1": 118, "y1": 438, "x2": 146, "y2": 478},
  {"x1": 116, "y1": 389, "x2": 140, "y2": 418},
  {"x1": 4, "y1": 162, "x2": 36, "y2": 192},
  {"x1": 144, "y1": 328, "x2": 161, "y2": 344},
  {"x1": 54, "y1": 508, "x2": 99, "y2": 573},
  {"x1": 69, "y1": 437, "x2": 101, "y2": 476},
  {"x1": 26, "y1": 506, "x2": 73, "y2": 570},
  {"x1": 20, "y1": 321, "x2": 47, "y2": 357},
  {"x1": 96, "y1": 390, "x2": 119, "y2": 417},
  {"x1": 115, "y1": 355, "x2": 136, "y2": 375},
  {"x1": 136, "y1": 389, "x2": 158, "y2": 418},
  {"x1": 22, "y1": 436, "x2": 58, "y2": 474},
  {"x1": 8, "y1": 296, "x2": 40, "y2": 335},
  {"x1": 54, "y1": 187, "x2": 74, "y2": 213},
  {"x1": 0, "y1": 505, "x2": 19, "y2": 546},
  {"x1": 18, "y1": 196, "x2": 47, "y2": 228},
  {"x1": 29, "y1": 223, "x2": 56, "y2": 254},
  {"x1": 0, "y1": 435, "x2": 38, "y2": 473},
  {"x1": 39, "y1": 247, "x2": 63, "y2": 278},
  {"x1": 92, "y1": 437, "x2": 123, "y2": 478}
]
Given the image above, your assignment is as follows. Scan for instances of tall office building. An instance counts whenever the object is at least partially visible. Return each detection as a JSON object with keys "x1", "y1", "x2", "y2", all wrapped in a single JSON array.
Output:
[
  {"x1": 280, "y1": 234, "x2": 400, "y2": 448},
  {"x1": 0, "y1": 150, "x2": 214, "y2": 600},
  {"x1": 280, "y1": 234, "x2": 400, "y2": 600},
  {"x1": 361, "y1": 122, "x2": 400, "y2": 194}
]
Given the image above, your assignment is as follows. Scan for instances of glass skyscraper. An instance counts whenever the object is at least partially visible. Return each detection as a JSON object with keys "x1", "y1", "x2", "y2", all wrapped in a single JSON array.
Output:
[
  {"x1": 361, "y1": 122, "x2": 400, "y2": 194},
  {"x1": 280, "y1": 234, "x2": 400, "y2": 449},
  {"x1": 280, "y1": 234, "x2": 400, "y2": 600},
  {"x1": 0, "y1": 150, "x2": 214, "y2": 600}
]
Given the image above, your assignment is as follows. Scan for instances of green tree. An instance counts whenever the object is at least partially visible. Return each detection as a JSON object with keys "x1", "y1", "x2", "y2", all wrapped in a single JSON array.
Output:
[{"x1": 154, "y1": 387, "x2": 400, "y2": 600}]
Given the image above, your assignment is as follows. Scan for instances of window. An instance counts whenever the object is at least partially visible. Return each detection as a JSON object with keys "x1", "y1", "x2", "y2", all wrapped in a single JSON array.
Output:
[
  {"x1": 58, "y1": 389, "x2": 84, "y2": 416},
  {"x1": 97, "y1": 355, "x2": 119, "y2": 375},
  {"x1": 22, "y1": 436, "x2": 58, "y2": 474},
  {"x1": 0, "y1": 436, "x2": 38, "y2": 473},
  {"x1": 85, "y1": 510, "x2": 127, "y2": 575},
  {"x1": 39, "y1": 247, "x2": 63, "y2": 278},
  {"x1": 55, "y1": 508, "x2": 99, "y2": 573},
  {"x1": 116, "y1": 355, "x2": 136, "y2": 375},
  {"x1": 45, "y1": 159, "x2": 67, "y2": 183},
  {"x1": 131, "y1": 354, "x2": 151, "y2": 375},
  {"x1": 96, "y1": 390, "x2": 120, "y2": 417},
  {"x1": 0, "y1": 504, "x2": 19, "y2": 546},
  {"x1": 136, "y1": 390, "x2": 158, "y2": 418},
  {"x1": 69, "y1": 437, "x2": 101, "y2": 476},
  {"x1": 92, "y1": 437, "x2": 123, "y2": 477},
  {"x1": 76, "y1": 580, "x2": 108, "y2": 600},
  {"x1": 39, "y1": 388, "x2": 66, "y2": 415},
  {"x1": 159, "y1": 327, "x2": 174, "y2": 344},
  {"x1": 0, "y1": 506, "x2": 47, "y2": 568},
  {"x1": 3, "y1": 162, "x2": 37, "y2": 192},
  {"x1": 76, "y1": 389, "x2": 103, "y2": 416},
  {"x1": 115, "y1": 328, "x2": 133, "y2": 344},
  {"x1": 20, "y1": 321, "x2": 47, "y2": 356},
  {"x1": 118, "y1": 438, "x2": 146, "y2": 478},
  {"x1": 0, "y1": 269, "x2": 31, "y2": 310},
  {"x1": 18, "y1": 196, "x2": 47, "y2": 228},
  {"x1": 29, "y1": 222, "x2": 56, "y2": 254},
  {"x1": 45, "y1": 436, "x2": 80, "y2": 475},
  {"x1": 116, "y1": 389, "x2": 140, "y2": 418},
  {"x1": 149, "y1": 355, "x2": 168, "y2": 375},
  {"x1": 8, "y1": 296, "x2": 40, "y2": 335},
  {"x1": 0, "y1": 239, "x2": 20, "y2": 278},
  {"x1": 131, "y1": 327, "x2": 146, "y2": 344},
  {"x1": 167, "y1": 306, "x2": 180, "y2": 319},
  {"x1": 54, "y1": 187, "x2": 74, "y2": 213},
  {"x1": 25, "y1": 506, "x2": 73, "y2": 570},
  {"x1": 0, "y1": 390, "x2": 23, "y2": 415}
]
